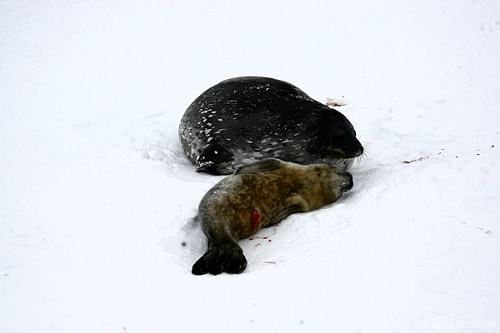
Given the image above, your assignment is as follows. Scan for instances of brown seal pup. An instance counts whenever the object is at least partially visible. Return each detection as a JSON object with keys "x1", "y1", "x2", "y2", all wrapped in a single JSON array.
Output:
[{"x1": 192, "y1": 158, "x2": 353, "y2": 275}]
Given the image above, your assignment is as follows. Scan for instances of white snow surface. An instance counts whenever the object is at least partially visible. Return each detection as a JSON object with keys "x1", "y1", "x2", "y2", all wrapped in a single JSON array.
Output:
[{"x1": 1, "y1": 1, "x2": 500, "y2": 332}]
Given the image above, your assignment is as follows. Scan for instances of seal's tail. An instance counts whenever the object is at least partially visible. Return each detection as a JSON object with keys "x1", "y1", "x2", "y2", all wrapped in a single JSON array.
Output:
[{"x1": 192, "y1": 241, "x2": 247, "y2": 275}]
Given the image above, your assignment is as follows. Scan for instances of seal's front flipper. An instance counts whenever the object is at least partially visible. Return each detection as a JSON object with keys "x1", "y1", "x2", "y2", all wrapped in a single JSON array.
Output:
[
  {"x1": 265, "y1": 205, "x2": 302, "y2": 228},
  {"x1": 195, "y1": 143, "x2": 234, "y2": 175},
  {"x1": 191, "y1": 241, "x2": 247, "y2": 275},
  {"x1": 235, "y1": 158, "x2": 287, "y2": 175},
  {"x1": 264, "y1": 194, "x2": 309, "y2": 227}
]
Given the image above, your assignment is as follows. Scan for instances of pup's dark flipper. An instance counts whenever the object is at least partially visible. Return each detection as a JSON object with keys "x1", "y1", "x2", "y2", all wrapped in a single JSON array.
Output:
[{"x1": 192, "y1": 242, "x2": 247, "y2": 275}]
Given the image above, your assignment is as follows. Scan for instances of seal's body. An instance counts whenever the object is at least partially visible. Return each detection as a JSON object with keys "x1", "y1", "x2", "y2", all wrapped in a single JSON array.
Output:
[
  {"x1": 179, "y1": 76, "x2": 364, "y2": 175},
  {"x1": 192, "y1": 158, "x2": 353, "y2": 275}
]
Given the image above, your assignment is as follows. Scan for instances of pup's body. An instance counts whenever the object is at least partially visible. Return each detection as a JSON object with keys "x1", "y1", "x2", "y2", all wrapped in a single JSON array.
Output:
[{"x1": 192, "y1": 158, "x2": 353, "y2": 275}]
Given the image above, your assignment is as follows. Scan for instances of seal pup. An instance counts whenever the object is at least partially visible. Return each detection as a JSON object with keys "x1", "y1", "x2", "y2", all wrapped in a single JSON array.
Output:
[
  {"x1": 192, "y1": 158, "x2": 353, "y2": 275},
  {"x1": 179, "y1": 76, "x2": 364, "y2": 175}
]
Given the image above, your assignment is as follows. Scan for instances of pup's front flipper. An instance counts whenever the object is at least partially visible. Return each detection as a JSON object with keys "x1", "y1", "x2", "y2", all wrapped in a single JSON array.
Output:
[
  {"x1": 264, "y1": 194, "x2": 309, "y2": 228},
  {"x1": 192, "y1": 241, "x2": 247, "y2": 275}
]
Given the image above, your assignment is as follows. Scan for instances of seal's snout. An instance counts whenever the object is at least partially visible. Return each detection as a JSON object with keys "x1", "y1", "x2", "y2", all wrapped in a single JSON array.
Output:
[
  {"x1": 354, "y1": 143, "x2": 364, "y2": 157},
  {"x1": 346, "y1": 140, "x2": 364, "y2": 158},
  {"x1": 341, "y1": 172, "x2": 353, "y2": 191},
  {"x1": 327, "y1": 138, "x2": 364, "y2": 159}
]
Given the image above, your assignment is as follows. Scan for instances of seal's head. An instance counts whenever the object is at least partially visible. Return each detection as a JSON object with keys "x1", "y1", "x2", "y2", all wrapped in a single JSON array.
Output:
[
  {"x1": 329, "y1": 169, "x2": 354, "y2": 200},
  {"x1": 340, "y1": 172, "x2": 353, "y2": 191},
  {"x1": 307, "y1": 109, "x2": 364, "y2": 162}
]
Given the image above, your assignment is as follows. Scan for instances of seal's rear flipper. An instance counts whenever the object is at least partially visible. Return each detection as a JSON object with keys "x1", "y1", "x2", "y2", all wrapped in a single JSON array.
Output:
[
  {"x1": 196, "y1": 143, "x2": 234, "y2": 175},
  {"x1": 234, "y1": 158, "x2": 287, "y2": 175},
  {"x1": 192, "y1": 241, "x2": 247, "y2": 275}
]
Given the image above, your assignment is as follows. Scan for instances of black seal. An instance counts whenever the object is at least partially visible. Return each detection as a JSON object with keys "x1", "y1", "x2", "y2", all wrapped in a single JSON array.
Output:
[{"x1": 179, "y1": 76, "x2": 363, "y2": 175}]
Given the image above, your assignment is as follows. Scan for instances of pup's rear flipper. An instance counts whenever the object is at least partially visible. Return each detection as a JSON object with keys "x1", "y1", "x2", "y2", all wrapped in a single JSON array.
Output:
[{"x1": 192, "y1": 242, "x2": 247, "y2": 275}]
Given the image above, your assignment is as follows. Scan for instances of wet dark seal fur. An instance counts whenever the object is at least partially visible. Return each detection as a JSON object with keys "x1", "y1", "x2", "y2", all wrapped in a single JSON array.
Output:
[
  {"x1": 179, "y1": 76, "x2": 364, "y2": 175},
  {"x1": 192, "y1": 158, "x2": 353, "y2": 275}
]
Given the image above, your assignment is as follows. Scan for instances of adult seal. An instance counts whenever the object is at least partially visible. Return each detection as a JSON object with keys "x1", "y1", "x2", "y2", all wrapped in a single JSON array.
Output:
[
  {"x1": 192, "y1": 158, "x2": 353, "y2": 275},
  {"x1": 179, "y1": 76, "x2": 364, "y2": 175}
]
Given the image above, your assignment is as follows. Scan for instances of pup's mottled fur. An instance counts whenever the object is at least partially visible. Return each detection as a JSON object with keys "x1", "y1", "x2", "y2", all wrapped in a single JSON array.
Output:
[{"x1": 192, "y1": 158, "x2": 353, "y2": 275}]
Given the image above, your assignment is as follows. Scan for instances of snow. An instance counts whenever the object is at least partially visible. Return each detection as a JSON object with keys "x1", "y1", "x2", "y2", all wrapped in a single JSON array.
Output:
[{"x1": 1, "y1": 0, "x2": 500, "y2": 332}]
